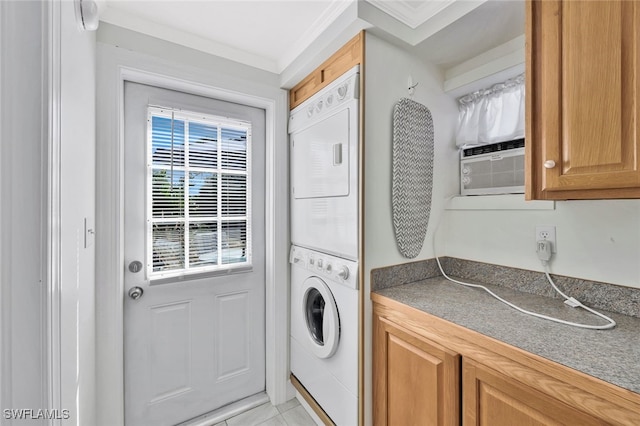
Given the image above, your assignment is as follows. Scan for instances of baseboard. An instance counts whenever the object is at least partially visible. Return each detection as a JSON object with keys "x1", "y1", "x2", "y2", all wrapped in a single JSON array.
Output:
[{"x1": 290, "y1": 374, "x2": 335, "y2": 426}]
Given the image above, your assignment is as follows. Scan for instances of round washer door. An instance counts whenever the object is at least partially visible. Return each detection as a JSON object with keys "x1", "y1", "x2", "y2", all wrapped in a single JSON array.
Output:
[{"x1": 301, "y1": 276, "x2": 340, "y2": 359}]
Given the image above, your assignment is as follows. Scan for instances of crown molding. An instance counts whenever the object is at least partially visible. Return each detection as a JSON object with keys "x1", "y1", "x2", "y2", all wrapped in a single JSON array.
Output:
[
  {"x1": 278, "y1": 0, "x2": 354, "y2": 73},
  {"x1": 99, "y1": 6, "x2": 280, "y2": 73},
  {"x1": 364, "y1": 0, "x2": 454, "y2": 30}
]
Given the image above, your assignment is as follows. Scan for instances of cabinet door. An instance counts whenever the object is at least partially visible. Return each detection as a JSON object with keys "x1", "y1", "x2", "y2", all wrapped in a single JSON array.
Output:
[
  {"x1": 463, "y1": 358, "x2": 603, "y2": 426},
  {"x1": 373, "y1": 312, "x2": 460, "y2": 426},
  {"x1": 527, "y1": 0, "x2": 640, "y2": 199}
]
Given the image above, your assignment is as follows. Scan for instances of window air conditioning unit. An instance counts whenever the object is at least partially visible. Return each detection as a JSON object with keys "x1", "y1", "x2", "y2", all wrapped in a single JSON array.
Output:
[{"x1": 460, "y1": 139, "x2": 525, "y2": 196}]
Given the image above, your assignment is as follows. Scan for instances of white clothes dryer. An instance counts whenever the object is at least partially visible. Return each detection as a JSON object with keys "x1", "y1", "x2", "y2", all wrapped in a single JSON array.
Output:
[
  {"x1": 288, "y1": 65, "x2": 360, "y2": 261},
  {"x1": 289, "y1": 245, "x2": 358, "y2": 426}
]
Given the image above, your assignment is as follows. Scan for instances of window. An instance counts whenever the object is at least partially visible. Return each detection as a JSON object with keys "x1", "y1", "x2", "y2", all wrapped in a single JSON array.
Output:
[{"x1": 147, "y1": 106, "x2": 251, "y2": 278}]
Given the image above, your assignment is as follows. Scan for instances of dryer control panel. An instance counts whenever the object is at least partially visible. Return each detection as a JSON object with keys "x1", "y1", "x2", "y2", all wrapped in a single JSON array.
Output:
[
  {"x1": 288, "y1": 65, "x2": 360, "y2": 134},
  {"x1": 290, "y1": 245, "x2": 358, "y2": 291}
]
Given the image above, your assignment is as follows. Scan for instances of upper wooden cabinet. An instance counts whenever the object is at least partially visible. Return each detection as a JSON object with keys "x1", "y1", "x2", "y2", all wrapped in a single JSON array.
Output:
[
  {"x1": 526, "y1": 0, "x2": 640, "y2": 199},
  {"x1": 289, "y1": 32, "x2": 364, "y2": 110}
]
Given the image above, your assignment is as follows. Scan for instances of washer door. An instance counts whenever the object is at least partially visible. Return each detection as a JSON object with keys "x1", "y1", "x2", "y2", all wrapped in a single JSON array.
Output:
[{"x1": 301, "y1": 276, "x2": 340, "y2": 359}]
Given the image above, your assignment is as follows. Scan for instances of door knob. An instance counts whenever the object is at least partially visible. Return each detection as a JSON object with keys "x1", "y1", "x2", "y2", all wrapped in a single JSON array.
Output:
[
  {"x1": 544, "y1": 160, "x2": 556, "y2": 169},
  {"x1": 128, "y1": 286, "x2": 144, "y2": 300}
]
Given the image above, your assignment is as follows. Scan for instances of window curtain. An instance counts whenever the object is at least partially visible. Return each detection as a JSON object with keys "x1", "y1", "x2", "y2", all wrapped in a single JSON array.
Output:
[{"x1": 456, "y1": 73, "x2": 525, "y2": 147}]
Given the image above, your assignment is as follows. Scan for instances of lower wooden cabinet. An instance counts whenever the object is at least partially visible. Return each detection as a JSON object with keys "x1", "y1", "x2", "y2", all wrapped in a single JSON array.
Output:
[
  {"x1": 463, "y1": 358, "x2": 603, "y2": 426},
  {"x1": 372, "y1": 297, "x2": 640, "y2": 426},
  {"x1": 373, "y1": 311, "x2": 460, "y2": 426}
]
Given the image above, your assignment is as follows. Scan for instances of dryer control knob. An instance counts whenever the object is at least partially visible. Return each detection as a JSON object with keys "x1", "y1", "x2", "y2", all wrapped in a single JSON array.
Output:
[
  {"x1": 337, "y1": 266, "x2": 350, "y2": 280},
  {"x1": 337, "y1": 85, "x2": 348, "y2": 99},
  {"x1": 325, "y1": 263, "x2": 332, "y2": 273}
]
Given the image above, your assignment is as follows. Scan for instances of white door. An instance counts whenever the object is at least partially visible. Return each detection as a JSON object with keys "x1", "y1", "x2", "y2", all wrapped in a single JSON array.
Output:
[{"x1": 123, "y1": 82, "x2": 266, "y2": 426}]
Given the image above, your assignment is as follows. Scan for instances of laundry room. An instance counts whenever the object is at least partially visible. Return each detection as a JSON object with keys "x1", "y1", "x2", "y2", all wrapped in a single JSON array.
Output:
[{"x1": 2, "y1": 1, "x2": 640, "y2": 426}]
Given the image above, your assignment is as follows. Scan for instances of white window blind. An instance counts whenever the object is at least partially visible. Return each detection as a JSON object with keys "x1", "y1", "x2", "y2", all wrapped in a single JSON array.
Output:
[{"x1": 147, "y1": 106, "x2": 251, "y2": 278}]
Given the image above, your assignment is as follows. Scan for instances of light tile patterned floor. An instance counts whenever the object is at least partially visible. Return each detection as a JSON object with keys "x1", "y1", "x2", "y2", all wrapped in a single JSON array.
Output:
[{"x1": 216, "y1": 398, "x2": 316, "y2": 426}]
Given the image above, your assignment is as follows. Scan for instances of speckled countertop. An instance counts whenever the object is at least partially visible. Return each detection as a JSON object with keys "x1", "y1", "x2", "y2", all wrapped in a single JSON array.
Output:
[{"x1": 375, "y1": 277, "x2": 640, "y2": 395}]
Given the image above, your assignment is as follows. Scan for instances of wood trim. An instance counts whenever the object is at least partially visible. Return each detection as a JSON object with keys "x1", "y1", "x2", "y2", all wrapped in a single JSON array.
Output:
[
  {"x1": 290, "y1": 374, "x2": 336, "y2": 426},
  {"x1": 289, "y1": 32, "x2": 364, "y2": 110},
  {"x1": 372, "y1": 310, "x2": 386, "y2": 426},
  {"x1": 357, "y1": 31, "x2": 366, "y2": 426},
  {"x1": 462, "y1": 358, "x2": 479, "y2": 426},
  {"x1": 524, "y1": 0, "x2": 537, "y2": 200},
  {"x1": 372, "y1": 295, "x2": 640, "y2": 425},
  {"x1": 535, "y1": 186, "x2": 640, "y2": 200}
]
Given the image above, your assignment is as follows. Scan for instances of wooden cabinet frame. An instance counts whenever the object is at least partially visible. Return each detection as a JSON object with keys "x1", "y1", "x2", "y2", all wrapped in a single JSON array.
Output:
[
  {"x1": 289, "y1": 32, "x2": 364, "y2": 110},
  {"x1": 288, "y1": 31, "x2": 366, "y2": 425}
]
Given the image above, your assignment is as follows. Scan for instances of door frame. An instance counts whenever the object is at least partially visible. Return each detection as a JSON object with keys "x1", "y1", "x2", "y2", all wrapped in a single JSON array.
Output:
[{"x1": 96, "y1": 44, "x2": 291, "y2": 425}]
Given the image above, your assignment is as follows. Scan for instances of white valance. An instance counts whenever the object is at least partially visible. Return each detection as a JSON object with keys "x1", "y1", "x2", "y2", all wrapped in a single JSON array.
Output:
[{"x1": 456, "y1": 74, "x2": 525, "y2": 148}]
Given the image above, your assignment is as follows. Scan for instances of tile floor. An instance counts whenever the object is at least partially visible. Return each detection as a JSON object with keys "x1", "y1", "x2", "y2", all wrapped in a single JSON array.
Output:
[{"x1": 215, "y1": 398, "x2": 316, "y2": 426}]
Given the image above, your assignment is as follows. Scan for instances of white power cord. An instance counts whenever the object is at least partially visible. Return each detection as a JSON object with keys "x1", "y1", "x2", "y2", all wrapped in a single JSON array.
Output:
[{"x1": 433, "y1": 214, "x2": 616, "y2": 330}]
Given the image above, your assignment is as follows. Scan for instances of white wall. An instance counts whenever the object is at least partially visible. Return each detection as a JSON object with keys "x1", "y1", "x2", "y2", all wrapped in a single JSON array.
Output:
[
  {"x1": 59, "y1": 1, "x2": 97, "y2": 424},
  {"x1": 436, "y1": 37, "x2": 640, "y2": 290},
  {"x1": 363, "y1": 37, "x2": 459, "y2": 271},
  {"x1": 98, "y1": 22, "x2": 281, "y2": 87},
  {"x1": 362, "y1": 33, "x2": 459, "y2": 426},
  {"x1": 0, "y1": 3, "x2": 96, "y2": 424},
  {"x1": 443, "y1": 200, "x2": 640, "y2": 288},
  {"x1": 0, "y1": 1, "x2": 48, "y2": 418}
]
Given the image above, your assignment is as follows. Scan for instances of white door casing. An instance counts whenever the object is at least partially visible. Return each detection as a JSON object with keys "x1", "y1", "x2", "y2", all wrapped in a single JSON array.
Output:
[
  {"x1": 95, "y1": 44, "x2": 290, "y2": 426},
  {"x1": 123, "y1": 82, "x2": 266, "y2": 425}
]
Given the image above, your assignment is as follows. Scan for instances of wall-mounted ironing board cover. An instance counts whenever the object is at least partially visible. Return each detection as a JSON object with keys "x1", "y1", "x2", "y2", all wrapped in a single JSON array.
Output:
[{"x1": 392, "y1": 98, "x2": 434, "y2": 258}]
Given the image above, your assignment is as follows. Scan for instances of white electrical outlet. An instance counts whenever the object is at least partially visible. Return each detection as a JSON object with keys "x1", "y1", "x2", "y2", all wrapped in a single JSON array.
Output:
[{"x1": 535, "y1": 225, "x2": 556, "y2": 253}]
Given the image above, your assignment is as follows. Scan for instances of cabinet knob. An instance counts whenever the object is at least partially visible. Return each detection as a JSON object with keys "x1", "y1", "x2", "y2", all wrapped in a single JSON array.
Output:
[{"x1": 543, "y1": 160, "x2": 556, "y2": 169}]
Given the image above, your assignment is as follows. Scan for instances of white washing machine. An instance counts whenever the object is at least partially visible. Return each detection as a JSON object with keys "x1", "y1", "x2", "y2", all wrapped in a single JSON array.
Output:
[{"x1": 289, "y1": 245, "x2": 358, "y2": 426}]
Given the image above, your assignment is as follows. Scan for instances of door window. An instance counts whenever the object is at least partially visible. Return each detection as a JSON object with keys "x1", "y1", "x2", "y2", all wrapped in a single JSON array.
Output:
[{"x1": 147, "y1": 106, "x2": 251, "y2": 278}]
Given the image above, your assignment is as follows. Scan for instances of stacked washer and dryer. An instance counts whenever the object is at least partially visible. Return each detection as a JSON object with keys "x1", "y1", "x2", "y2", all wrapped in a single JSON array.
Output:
[{"x1": 288, "y1": 65, "x2": 360, "y2": 426}]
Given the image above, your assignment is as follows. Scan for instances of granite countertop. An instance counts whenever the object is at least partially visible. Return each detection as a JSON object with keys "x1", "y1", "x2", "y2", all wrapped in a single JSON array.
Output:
[{"x1": 375, "y1": 276, "x2": 640, "y2": 395}]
